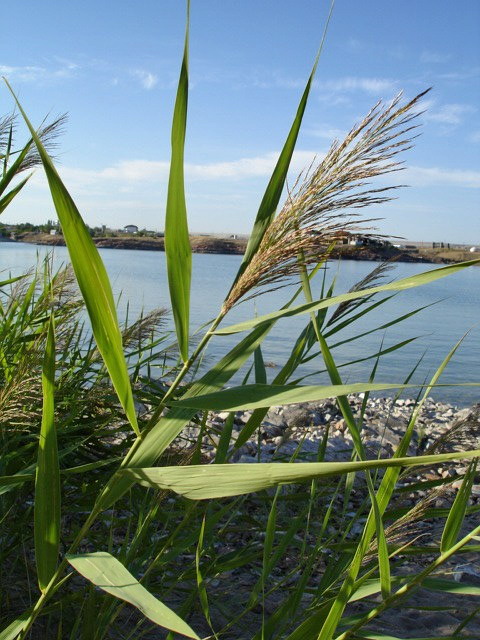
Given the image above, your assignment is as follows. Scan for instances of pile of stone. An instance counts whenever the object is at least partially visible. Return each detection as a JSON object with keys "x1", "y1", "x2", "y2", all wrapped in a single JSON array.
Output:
[{"x1": 176, "y1": 396, "x2": 480, "y2": 500}]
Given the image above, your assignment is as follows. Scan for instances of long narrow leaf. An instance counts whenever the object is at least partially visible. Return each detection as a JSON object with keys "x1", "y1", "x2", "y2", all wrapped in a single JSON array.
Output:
[
  {"x1": 0, "y1": 174, "x2": 30, "y2": 214},
  {"x1": 173, "y1": 381, "x2": 415, "y2": 411},
  {"x1": 173, "y1": 381, "x2": 479, "y2": 412},
  {"x1": 164, "y1": 1, "x2": 191, "y2": 362},
  {"x1": 34, "y1": 316, "x2": 60, "y2": 592},
  {"x1": 441, "y1": 458, "x2": 477, "y2": 552},
  {"x1": 215, "y1": 260, "x2": 480, "y2": 335},
  {"x1": 66, "y1": 552, "x2": 199, "y2": 639},
  {"x1": 97, "y1": 322, "x2": 275, "y2": 510},
  {"x1": 5, "y1": 80, "x2": 139, "y2": 436},
  {"x1": 0, "y1": 612, "x2": 31, "y2": 640},
  {"x1": 122, "y1": 450, "x2": 480, "y2": 500},
  {"x1": 318, "y1": 334, "x2": 471, "y2": 639}
]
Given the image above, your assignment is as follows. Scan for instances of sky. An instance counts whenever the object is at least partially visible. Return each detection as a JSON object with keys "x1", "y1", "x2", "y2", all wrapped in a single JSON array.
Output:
[{"x1": 1, "y1": 0, "x2": 479, "y2": 243}]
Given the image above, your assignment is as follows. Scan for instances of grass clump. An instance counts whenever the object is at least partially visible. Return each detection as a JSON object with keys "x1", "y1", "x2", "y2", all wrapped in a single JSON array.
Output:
[{"x1": 1, "y1": 5, "x2": 479, "y2": 640}]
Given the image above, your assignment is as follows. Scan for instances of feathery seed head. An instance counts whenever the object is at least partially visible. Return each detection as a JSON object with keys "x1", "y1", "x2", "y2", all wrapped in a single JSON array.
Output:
[{"x1": 222, "y1": 89, "x2": 430, "y2": 312}]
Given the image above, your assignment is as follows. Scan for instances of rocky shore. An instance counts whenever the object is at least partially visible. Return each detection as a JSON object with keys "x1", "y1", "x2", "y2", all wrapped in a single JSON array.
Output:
[
  {"x1": 14, "y1": 233, "x2": 470, "y2": 264},
  {"x1": 172, "y1": 395, "x2": 480, "y2": 504},
  {"x1": 170, "y1": 396, "x2": 480, "y2": 637},
  {"x1": 181, "y1": 395, "x2": 478, "y2": 463}
]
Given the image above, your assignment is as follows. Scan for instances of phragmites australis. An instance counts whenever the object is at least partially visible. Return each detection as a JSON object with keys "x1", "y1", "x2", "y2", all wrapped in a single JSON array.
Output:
[
  {"x1": 222, "y1": 89, "x2": 430, "y2": 313},
  {"x1": 0, "y1": 111, "x2": 67, "y2": 174}
]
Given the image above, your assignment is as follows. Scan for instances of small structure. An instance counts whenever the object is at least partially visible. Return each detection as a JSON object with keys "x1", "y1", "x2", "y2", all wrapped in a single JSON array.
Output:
[
  {"x1": 123, "y1": 225, "x2": 138, "y2": 234},
  {"x1": 50, "y1": 229, "x2": 57, "y2": 236},
  {"x1": 470, "y1": 246, "x2": 479, "y2": 253}
]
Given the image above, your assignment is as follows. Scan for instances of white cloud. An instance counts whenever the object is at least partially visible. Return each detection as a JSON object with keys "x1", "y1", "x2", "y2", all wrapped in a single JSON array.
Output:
[
  {"x1": 250, "y1": 71, "x2": 304, "y2": 90},
  {"x1": 404, "y1": 166, "x2": 480, "y2": 188},
  {"x1": 318, "y1": 76, "x2": 397, "y2": 95},
  {"x1": 438, "y1": 67, "x2": 480, "y2": 81},
  {"x1": 306, "y1": 126, "x2": 347, "y2": 141},
  {"x1": 34, "y1": 150, "x2": 320, "y2": 190},
  {"x1": 0, "y1": 62, "x2": 77, "y2": 83},
  {"x1": 131, "y1": 69, "x2": 158, "y2": 90},
  {"x1": 425, "y1": 103, "x2": 476, "y2": 126},
  {"x1": 28, "y1": 151, "x2": 480, "y2": 198}
]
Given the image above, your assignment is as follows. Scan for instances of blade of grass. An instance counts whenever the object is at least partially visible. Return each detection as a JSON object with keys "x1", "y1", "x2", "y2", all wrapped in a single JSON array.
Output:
[
  {"x1": 195, "y1": 515, "x2": 214, "y2": 633},
  {"x1": 441, "y1": 458, "x2": 478, "y2": 552},
  {"x1": 172, "y1": 382, "x2": 417, "y2": 411},
  {"x1": 0, "y1": 174, "x2": 30, "y2": 214},
  {"x1": 5, "y1": 79, "x2": 139, "y2": 437},
  {"x1": 317, "y1": 334, "x2": 471, "y2": 640},
  {"x1": 164, "y1": 0, "x2": 191, "y2": 363},
  {"x1": 96, "y1": 322, "x2": 275, "y2": 510},
  {"x1": 34, "y1": 316, "x2": 60, "y2": 592},
  {"x1": 334, "y1": 523, "x2": 480, "y2": 640},
  {"x1": 121, "y1": 450, "x2": 480, "y2": 500},
  {"x1": 300, "y1": 257, "x2": 392, "y2": 600},
  {"x1": 66, "y1": 552, "x2": 199, "y2": 639},
  {"x1": 215, "y1": 260, "x2": 480, "y2": 335}
]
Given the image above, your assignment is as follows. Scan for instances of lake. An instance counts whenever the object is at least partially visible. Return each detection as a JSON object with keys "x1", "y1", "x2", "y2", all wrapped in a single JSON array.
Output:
[{"x1": 1, "y1": 242, "x2": 479, "y2": 407}]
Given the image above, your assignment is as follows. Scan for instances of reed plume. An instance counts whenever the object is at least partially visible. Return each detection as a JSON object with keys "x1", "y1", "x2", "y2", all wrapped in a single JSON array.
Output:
[
  {"x1": 0, "y1": 111, "x2": 67, "y2": 173},
  {"x1": 222, "y1": 89, "x2": 430, "y2": 313}
]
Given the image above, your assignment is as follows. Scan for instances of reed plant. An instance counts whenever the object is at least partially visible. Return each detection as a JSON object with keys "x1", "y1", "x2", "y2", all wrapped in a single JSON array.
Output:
[{"x1": 1, "y1": 4, "x2": 479, "y2": 639}]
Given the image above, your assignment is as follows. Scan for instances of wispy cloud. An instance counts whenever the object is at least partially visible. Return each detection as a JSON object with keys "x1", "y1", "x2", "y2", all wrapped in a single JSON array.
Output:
[
  {"x1": 438, "y1": 67, "x2": 480, "y2": 81},
  {"x1": 0, "y1": 62, "x2": 78, "y2": 83},
  {"x1": 319, "y1": 76, "x2": 397, "y2": 95},
  {"x1": 306, "y1": 126, "x2": 347, "y2": 141},
  {"x1": 420, "y1": 50, "x2": 452, "y2": 64},
  {"x1": 131, "y1": 69, "x2": 158, "y2": 90},
  {"x1": 29, "y1": 150, "x2": 321, "y2": 195},
  {"x1": 404, "y1": 166, "x2": 480, "y2": 188},
  {"x1": 425, "y1": 103, "x2": 476, "y2": 126},
  {"x1": 29, "y1": 145, "x2": 480, "y2": 196}
]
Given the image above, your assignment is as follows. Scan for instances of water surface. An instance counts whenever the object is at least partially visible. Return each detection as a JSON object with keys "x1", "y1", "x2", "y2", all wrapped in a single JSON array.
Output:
[{"x1": 2, "y1": 242, "x2": 479, "y2": 406}]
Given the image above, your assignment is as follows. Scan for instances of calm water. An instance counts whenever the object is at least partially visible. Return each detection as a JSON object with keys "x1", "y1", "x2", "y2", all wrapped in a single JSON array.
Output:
[{"x1": 1, "y1": 242, "x2": 479, "y2": 406}]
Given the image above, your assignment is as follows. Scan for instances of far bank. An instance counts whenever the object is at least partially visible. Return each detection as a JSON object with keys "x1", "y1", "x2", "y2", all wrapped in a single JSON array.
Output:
[{"x1": 12, "y1": 232, "x2": 478, "y2": 265}]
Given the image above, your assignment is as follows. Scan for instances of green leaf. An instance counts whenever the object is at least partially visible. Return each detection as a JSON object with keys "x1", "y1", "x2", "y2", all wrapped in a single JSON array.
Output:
[
  {"x1": 173, "y1": 381, "x2": 413, "y2": 411},
  {"x1": 254, "y1": 345, "x2": 267, "y2": 384},
  {"x1": 34, "y1": 316, "x2": 60, "y2": 592},
  {"x1": 423, "y1": 576, "x2": 480, "y2": 596},
  {"x1": 164, "y1": 0, "x2": 192, "y2": 362},
  {"x1": 0, "y1": 474, "x2": 34, "y2": 490},
  {"x1": 97, "y1": 322, "x2": 275, "y2": 510},
  {"x1": 195, "y1": 516, "x2": 212, "y2": 627},
  {"x1": 66, "y1": 552, "x2": 199, "y2": 639},
  {"x1": 0, "y1": 274, "x2": 26, "y2": 288},
  {"x1": 215, "y1": 260, "x2": 480, "y2": 335},
  {"x1": 318, "y1": 334, "x2": 471, "y2": 640},
  {"x1": 0, "y1": 174, "x2": 30, "y2": 214},
  {"x1": 5, "y1": 80, "x2": 139, "y2": 437},
  {"x1": 121, "y1": 450, "x2": 480, "y2": 500},
  {"x1": 0, "y1": 612, "x2": 31, "y2": 640},
  {"x1": 377, "y1": 513, "x2": 391, "y2": 599},
  {"x1": 441, "y1": 458, "x2": 478, "y2": 552}
]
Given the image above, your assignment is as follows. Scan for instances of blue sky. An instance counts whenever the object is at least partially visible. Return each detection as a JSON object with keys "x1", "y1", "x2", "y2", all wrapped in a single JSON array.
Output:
[{"x1": 1, "y1": 0, "x2": 479, "y2": 243}]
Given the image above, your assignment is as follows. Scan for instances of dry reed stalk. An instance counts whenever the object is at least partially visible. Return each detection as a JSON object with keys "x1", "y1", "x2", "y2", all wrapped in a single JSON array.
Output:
[{"x1": 222, "y1": 89, "x2": 430, "y2": 313}]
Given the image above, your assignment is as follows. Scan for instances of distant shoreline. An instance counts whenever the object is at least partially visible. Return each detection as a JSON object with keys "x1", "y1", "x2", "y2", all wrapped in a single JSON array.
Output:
[{"x1": 11, "y1": 233, "x2": 479, "y2": 265}]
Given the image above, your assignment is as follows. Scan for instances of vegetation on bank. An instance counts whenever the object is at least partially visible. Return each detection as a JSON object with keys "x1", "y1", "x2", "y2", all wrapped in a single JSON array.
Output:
[
  {"x1": 9, "y1": 228, "x2": 478, "y2": 264},
  {"x1": 1, "y1": 5, "x2": 479, "y2": 640}
]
